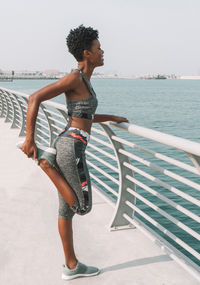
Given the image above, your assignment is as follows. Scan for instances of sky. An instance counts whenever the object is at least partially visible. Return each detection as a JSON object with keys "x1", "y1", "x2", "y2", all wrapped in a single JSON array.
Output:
[{"x1": 1, "y1": 0, "x2": 200, "y2": 76}]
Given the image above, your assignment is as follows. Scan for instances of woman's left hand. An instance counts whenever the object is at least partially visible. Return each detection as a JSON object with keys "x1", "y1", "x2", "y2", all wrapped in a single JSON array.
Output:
[{"x1": 112, "y1": 116, "x2": 130, "y2": 124}]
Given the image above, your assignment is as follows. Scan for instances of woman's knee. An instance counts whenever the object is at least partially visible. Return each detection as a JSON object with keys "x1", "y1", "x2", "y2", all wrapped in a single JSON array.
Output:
[{"x1": 39, "y1": 159, "x2": 52, "y2": 170}]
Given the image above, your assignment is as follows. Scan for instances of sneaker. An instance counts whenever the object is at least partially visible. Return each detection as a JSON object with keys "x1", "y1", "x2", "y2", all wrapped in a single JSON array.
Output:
[{"x1": 62, "y1": 260, "x2": 100, "y2": 280}]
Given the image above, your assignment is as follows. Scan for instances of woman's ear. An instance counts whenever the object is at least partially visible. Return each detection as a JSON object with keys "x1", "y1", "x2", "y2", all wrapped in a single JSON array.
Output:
[{"x1": 83, "y1": 49, "x2": 91, "y2": 59}]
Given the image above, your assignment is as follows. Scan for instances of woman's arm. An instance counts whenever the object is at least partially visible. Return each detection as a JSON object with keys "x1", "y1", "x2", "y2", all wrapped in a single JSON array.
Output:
[
  {"x1": 93, "y1": 114, "x2": 130, "y2": 123},
  {"x1": 21, "y1": 73, "x2": 79, "y2": 159}
]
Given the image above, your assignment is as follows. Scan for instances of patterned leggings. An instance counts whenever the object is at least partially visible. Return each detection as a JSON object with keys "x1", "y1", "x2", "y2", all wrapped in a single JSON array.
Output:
[{"x1": 41, "y1": 126, "x2": 92, "y2": 219}]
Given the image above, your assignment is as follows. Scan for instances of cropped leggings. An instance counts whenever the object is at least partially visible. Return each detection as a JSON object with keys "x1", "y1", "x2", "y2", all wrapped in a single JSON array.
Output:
[{"x1": 39, "y1": 126, "x2": 92, "y2": 220}]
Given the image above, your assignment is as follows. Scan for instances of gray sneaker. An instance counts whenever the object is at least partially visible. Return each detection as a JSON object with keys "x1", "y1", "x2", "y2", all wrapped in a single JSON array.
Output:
[{"x1": 62, "y1": 260, "x2": 100, "y2": 280}]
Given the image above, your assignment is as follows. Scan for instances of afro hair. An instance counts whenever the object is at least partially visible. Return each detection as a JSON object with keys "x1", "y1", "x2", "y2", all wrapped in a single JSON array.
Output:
[{"x1": 66, "y1": 25, "x2": 99, "y2": 61}]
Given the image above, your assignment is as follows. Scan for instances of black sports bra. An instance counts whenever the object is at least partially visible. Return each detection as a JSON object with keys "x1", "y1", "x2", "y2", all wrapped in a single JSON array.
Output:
[{"x1": 67, "y1": 69, "x2": 98, "y2": 120}]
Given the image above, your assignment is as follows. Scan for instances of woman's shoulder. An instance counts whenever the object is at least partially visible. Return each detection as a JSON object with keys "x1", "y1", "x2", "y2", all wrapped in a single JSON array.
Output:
[{"x1": 60, "y1": 69, "x2": 82, "y2": 89}]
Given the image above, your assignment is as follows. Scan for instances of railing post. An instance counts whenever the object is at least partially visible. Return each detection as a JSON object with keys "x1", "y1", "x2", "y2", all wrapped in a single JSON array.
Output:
[
  {"x1": 186, "y1": 152, "x2": 200, "y2": 174},
  {"x1": 0, "y1": 91, "x2": 7, "y2": 118},
  {"x1": 39, "y1": 104, "x2": 64, "y2": 146},
  {"x1": 1, "y1": 91, "x2": 12, "y2": 123},
  {"x1": 4, "y1": 91, "x2": 15, "y2": 124},
  {"x1": 56, "y1": 109, "x2": 68, "y2": 122},
  {"x1": 12, "y1": 95, "x2": 28, "y2": 137},
  {"x1": 5, "y1": 91, "x2": 20, "y2": 129},
  {"x1": 99, "y1": 123, "x2": 136, "y2": 231}
]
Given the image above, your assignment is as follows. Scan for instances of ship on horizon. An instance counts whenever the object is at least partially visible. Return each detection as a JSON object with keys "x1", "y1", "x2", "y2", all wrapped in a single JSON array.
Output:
[{"x1": 145, "y1": 74, "x2": 167, "y2": 79}]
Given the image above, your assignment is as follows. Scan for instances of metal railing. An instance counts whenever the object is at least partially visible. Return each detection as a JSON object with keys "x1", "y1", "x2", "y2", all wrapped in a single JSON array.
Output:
[{"x1": 0, "y1": 87, "x2": 200, "y2": 273}]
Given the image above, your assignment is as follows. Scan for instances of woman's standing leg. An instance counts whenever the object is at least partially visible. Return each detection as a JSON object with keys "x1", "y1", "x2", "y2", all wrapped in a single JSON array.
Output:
[{"x1": 58, "y1": 218, "x2": 78, "y2": 269}]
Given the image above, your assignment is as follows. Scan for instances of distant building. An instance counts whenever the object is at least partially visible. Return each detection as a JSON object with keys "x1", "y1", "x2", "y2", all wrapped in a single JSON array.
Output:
[{"x1": 44, "y1": 69, "x2": 59, "y2": 76}]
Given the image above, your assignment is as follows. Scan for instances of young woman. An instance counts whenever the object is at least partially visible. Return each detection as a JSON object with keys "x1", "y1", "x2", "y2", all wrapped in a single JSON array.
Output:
[{"x1": 21, "y1": 25, "x2": 129, "y2": 280}]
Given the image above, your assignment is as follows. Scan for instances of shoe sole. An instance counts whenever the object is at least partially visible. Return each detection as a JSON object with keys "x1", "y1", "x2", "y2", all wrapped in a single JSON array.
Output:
[{"x1": 61, "y1": 269, "x2": 100, "y2": 280}]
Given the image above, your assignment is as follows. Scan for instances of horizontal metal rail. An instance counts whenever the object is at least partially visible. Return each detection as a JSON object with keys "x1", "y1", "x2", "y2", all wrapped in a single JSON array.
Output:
[
  {"x1": 123, "y1": 162, "x2": 200, "y2": 223},
  {"x1": 109, "y1": 121, "x2": 200, "y2": 157},
  {"x1": 112, "y1": 135, "x2": 199, "y2": 175},
  {"x1": 125, "y1": 200, "x2": 200, "y2": 260}
]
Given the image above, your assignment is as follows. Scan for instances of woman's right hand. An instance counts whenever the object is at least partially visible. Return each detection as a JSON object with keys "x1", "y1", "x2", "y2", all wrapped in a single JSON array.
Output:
[{"x1": 20, "y1": 140, "x2": 38, "y2": 161}]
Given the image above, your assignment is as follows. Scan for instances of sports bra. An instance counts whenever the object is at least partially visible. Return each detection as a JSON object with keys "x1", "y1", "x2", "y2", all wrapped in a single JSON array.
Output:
[{"x1": 67, "y1": 69, "x2": 98, "y2": 120}]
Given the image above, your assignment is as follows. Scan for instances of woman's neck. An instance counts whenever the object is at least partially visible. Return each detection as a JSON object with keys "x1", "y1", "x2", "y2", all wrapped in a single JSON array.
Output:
[{"x1": 77, "y1": 62, "x2": 95, "y2": 80}]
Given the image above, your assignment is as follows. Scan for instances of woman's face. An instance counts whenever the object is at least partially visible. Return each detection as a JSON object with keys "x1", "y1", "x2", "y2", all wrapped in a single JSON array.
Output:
[{"x1": 87, "y1": 39, "x2": 104, "y2": 67}]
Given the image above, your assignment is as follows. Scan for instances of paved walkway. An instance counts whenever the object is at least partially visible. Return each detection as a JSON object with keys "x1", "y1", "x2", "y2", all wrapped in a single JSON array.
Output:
[{"x1": 0, "y1": 117, "x2": 199, "y2": 285}]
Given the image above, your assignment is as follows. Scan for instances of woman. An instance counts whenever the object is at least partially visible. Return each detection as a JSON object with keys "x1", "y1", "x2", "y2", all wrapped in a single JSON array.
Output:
[{"x1": 21, "y1": 25, "x2": 129, "y2": 280}]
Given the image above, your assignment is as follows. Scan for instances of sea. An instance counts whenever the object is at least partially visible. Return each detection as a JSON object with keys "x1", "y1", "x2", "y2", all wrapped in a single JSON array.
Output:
[{"x1": 1, "y1": 78, "x2": 200, "y2": 266}]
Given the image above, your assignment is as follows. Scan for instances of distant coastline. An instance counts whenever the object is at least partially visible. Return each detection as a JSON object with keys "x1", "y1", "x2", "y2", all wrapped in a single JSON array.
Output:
[
  {"x1": 1, "y1": 69, "x2": 200, "y2": 80},
  {"x1": 92, "y1": 74, "x2": 200, "y2": 80}
]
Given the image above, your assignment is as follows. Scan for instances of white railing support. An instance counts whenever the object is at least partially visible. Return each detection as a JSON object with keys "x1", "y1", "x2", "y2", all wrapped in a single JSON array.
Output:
[
  {"x1": 0, "y1": 94, "x2": 6, "y2": 117},
  {"x1": 14, "y1": 95, "x2": 28, "y2": 137},
  {"x1": 39, "y1": 103, "x2": 57, "y2": 145},
  {"x1": 99, "y1": 123, "x2": 136, "y2": 231},
  {"x1": 186, "y1": 153, "x2": 200, "y2": 174},
  {"x1": 6, "y1": 92, "x2": 20, "y2": 129},
  {"x1": 3, "y1": 90, "x2": 15, "y2": 125},
  {"x1": 1, "y1": 91, "x2": 11, "y2": 123}
]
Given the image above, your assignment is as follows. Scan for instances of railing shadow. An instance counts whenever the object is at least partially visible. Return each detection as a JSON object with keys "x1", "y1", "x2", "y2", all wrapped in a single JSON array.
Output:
[{"x1": 100, "y1": 254, "x2": 172, "y2": 274}]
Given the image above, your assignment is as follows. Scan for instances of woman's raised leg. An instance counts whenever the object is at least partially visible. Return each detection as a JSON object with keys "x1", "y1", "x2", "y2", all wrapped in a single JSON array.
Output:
[{"x1": 39, "y1": 159, "x2": 78, "y2": 207}]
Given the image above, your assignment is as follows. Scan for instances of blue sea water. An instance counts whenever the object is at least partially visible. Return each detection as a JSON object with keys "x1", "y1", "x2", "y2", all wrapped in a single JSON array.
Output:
[
  {"x1": 1, "y1": 78, "x2": 200, "y2": 266},
  {"x1": 1, "y1": 78, "x2": 200, "y2": 142}
]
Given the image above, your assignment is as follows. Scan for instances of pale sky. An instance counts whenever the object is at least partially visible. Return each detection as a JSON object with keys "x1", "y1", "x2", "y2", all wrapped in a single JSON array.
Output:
[{"x1": 1, "y1": 0, "x2": 200, "y2": 76}]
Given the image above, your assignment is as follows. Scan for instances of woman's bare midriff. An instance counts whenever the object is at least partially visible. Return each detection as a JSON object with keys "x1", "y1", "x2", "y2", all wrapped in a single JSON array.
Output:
[{"x1": 68, "y1": 116, "x2": 93, "y2": 134}]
